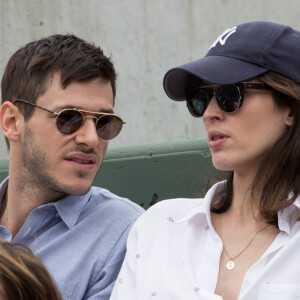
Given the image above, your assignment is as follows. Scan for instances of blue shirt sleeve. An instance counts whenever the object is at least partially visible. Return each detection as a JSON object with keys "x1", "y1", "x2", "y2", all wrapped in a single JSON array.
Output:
[{"x1": 83, "y1": 221, "x2": 134, "y2": 299}]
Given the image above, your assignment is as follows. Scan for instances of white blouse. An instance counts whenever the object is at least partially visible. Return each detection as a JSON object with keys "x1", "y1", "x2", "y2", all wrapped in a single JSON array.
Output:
[{"x1": 110, "y1": 182, "x2": 300, "y2": 300}]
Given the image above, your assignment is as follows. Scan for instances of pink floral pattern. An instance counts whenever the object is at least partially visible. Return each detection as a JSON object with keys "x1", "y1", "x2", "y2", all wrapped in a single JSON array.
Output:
[
  {"x1": 151, "y1": 291, "x2": 157, "y2": 296},
  {"x1": 136, "y1": 253, "x2": 141, "y2": 259},
  {"x1": 167, "y1": 217, "x2": 174, "y2": 223}
]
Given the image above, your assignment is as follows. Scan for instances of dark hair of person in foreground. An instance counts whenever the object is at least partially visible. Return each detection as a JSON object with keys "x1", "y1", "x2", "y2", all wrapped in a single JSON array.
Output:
[{"x1": 0, "y1": 241, "x2": 62, "y2": 300}]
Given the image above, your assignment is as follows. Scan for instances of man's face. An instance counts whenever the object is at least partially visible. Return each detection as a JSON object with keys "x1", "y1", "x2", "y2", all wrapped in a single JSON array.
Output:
[{"x1": 20, "y1": 73, "x2": 114, "y2": 198}]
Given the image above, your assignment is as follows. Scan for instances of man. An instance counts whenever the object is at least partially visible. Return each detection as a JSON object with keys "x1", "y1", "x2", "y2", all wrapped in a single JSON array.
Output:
[{"x1": 0, "y1": 34, "x2": 144, "y2": 299}]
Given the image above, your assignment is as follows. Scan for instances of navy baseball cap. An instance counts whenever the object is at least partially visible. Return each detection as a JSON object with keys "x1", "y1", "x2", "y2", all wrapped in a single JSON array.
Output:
[{"x1": 164, "y1": 21, "x2": 300, "y2": 101}]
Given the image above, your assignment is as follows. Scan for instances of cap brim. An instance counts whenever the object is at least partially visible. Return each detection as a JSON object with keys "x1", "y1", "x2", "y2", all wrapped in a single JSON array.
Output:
[{"x1": 163, "y1": 56, "x2": 269, "y2": 101}]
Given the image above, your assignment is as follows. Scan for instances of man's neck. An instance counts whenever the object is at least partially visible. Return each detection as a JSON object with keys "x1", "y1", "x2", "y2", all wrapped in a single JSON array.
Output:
[
  {"x1": 0, "y1": 188, "x2": 38, "y2": 238},
  {"x1": 0, "y1": 177, "x2": 65, "y2": 239}
]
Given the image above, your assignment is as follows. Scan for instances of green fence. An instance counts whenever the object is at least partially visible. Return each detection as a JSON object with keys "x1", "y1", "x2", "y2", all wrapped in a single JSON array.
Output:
[{"x1": 0, "y1": 139, "x2": 222, "y2": 209}]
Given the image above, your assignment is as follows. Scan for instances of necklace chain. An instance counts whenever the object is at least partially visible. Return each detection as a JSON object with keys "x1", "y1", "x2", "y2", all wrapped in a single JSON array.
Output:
[{"x1": 219, "y1": 214, "x2": 269, "y2": 270}]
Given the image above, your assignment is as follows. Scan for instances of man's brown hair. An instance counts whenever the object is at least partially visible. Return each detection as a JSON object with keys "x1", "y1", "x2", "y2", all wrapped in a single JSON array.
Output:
[
  {"x1": 1, "y1": 34, "x2": 117, "y2": 120},
  {"x1": 1, "y1": 34, "x2": 116, "y2": 149}
]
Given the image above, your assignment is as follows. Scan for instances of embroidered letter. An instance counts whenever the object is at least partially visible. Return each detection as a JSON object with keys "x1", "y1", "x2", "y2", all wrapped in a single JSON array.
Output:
[{"x1": 209, "y1": 26, "x2": 237, "y2": 50}]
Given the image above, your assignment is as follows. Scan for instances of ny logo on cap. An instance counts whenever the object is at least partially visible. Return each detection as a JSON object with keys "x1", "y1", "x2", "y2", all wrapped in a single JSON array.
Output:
[{"x1": 209, "y1": 26, "x2": 237, "y2": 50}]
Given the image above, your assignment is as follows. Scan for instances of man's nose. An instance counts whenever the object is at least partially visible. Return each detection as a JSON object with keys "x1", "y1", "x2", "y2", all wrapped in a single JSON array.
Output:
[{"x1": 74, "y1": 116, "x2": 100, "y2": 147}]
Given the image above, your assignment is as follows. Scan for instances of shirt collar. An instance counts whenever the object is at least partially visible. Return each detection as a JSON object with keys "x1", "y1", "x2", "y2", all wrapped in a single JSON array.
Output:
[
  {"x1": 52, "y1": 190, "x2": 91, "y2": 229},
  {"x1": 291, "y1": 195, "x2": 300, "y2": 209},
  {"x1": 0, "y1": 177, "x2": 91, "y2": 229},
  {"x1": 277, "y1": 194, "x2": 300, "y2": 235},
  {"x1": 175, "y1": 180, "x2": 300, "y2": 234}
]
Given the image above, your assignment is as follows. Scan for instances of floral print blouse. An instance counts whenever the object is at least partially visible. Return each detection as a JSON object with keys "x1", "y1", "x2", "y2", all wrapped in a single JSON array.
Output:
[{"x1": 110, "y1": 182, "x2": 300, "y2": 300}]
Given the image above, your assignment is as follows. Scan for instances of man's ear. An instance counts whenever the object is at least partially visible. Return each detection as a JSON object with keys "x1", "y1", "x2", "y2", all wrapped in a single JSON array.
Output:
[{"x1": 0, "y1": 102, "x2": 23, "y2": 142}]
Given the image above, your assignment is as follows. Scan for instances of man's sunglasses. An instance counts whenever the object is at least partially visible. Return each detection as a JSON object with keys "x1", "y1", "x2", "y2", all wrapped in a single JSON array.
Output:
[
  {"x1": 13, "y1": 99, "x2": 125, "y2": 140},
  {"x1": 186, "y1": 82, "x2": 272, "y2": 117}
]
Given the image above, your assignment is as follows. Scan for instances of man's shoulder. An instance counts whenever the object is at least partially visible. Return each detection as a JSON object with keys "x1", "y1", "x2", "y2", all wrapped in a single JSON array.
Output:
[{"x1": 88, "y1": 186, "x2": 144, "y2": 217}]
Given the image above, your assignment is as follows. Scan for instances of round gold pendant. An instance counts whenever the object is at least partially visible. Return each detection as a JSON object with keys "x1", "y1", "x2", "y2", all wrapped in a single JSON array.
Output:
[{"x1": 226, "y1": 260, "x2": 235, "y2": 270}]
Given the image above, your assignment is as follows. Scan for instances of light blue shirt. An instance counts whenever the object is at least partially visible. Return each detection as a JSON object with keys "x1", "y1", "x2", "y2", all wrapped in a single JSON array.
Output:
[{"x1": 0, "y1": 177, "x2": 144, "y2": 300}]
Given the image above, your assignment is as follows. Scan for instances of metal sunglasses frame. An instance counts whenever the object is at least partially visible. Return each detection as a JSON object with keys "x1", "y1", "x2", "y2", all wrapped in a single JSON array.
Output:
[{"x1": 13, "y1": 99, "x2": 126, "y2": 140}]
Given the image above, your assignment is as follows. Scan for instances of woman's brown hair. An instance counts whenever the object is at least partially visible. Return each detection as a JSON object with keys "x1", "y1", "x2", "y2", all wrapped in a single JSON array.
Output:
[
  {"x1": 0, "y1": 241, "x2": 62, "y2": 300},
  {"x1": 211, "y1": 72, "x2": 300, "y2": 224}
]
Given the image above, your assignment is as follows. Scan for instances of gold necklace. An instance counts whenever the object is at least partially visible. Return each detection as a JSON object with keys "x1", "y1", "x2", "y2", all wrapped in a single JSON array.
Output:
[{"x1": 219, "y1": 214, "x2": 269, "y2": 271}]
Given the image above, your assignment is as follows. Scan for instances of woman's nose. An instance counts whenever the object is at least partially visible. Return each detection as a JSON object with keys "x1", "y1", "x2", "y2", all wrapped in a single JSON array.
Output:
[{"x1": 203, "y1": 96, "x2": 224, "y2": 122}]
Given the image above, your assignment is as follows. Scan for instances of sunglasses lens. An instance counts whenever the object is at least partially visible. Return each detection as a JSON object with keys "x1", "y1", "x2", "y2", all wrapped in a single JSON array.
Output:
[
  {"x1": 96, "y1": 115, "x2": 123, "y2": 140},
  {"x1": 216, "y1": 85, "x2": 242, "y2": 112},
  {"x1": 56, "y1": 110, "x2": 83, "y2": 135},
  {"x1": 186, "y1": 89, "x2": 210, "y2": 117}
]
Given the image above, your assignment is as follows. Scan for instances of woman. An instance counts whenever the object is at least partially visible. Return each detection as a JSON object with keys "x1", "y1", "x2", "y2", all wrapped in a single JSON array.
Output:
[
  {"x1": 110, "y1": 21, "x2": 300, "y2": 300},
  {"x1": 0, "y1": 241, "x2": 62, "y2": 300}
]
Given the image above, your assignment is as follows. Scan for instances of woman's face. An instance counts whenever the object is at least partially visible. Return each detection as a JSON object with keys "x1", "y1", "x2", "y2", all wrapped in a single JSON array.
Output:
[{"x1": 203, "y1": 84, "x2": 293, "y2": 175}]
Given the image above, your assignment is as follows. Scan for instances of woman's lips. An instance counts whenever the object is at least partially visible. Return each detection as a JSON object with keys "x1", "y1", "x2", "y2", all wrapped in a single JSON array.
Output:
[
  {"x1": 208, "y1": 130, "x2": 229, "y2": 150},
  {"x1": 208, "y1": 137, "x2": 228, "y2": 149}
]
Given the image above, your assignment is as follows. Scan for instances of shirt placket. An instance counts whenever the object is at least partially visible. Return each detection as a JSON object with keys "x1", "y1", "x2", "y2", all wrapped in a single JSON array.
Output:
[{"x1": 239, "y1": 230, "x2": 290, "y2": 299}]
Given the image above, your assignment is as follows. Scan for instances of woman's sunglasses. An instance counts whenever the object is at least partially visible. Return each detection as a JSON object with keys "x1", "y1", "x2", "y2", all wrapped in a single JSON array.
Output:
[
  {"x1": 13, "y1": 99, "x2": 125, "y2": 140},
  {"x1": 186, "y1": 82, "x2": 272, "y2": 117}
]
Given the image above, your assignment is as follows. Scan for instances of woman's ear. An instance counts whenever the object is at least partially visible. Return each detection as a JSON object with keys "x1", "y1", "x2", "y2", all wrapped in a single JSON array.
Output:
[
  {"x1": 285, "y1": 110, "x2": 294, "y2": 127},
  {"x1": 0, "y1": 102, "x2": 23, "y2": 142}
]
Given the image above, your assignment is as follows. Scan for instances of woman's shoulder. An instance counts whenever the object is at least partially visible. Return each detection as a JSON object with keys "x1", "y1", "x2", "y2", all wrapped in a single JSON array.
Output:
[
  {"x1": 132, "y1": 181, "x2": 226, "y2": 231},
  {"x1": 134, "y1": 197, "x2": 205, "y2": 227},
  {"x1": 150, "y1": 197, "x2": 204, "y2": 212}
]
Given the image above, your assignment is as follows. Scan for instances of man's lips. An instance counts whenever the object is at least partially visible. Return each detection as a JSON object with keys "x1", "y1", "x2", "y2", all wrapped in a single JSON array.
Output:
[{"x1": 64, "y1": 153, "x2": 97, "y2": 165}]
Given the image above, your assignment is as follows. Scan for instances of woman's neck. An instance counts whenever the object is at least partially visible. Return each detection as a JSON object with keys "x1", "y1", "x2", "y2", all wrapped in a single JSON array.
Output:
[{"x1": 229, "y1": 171, "x2": 262, "y2": 220}]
